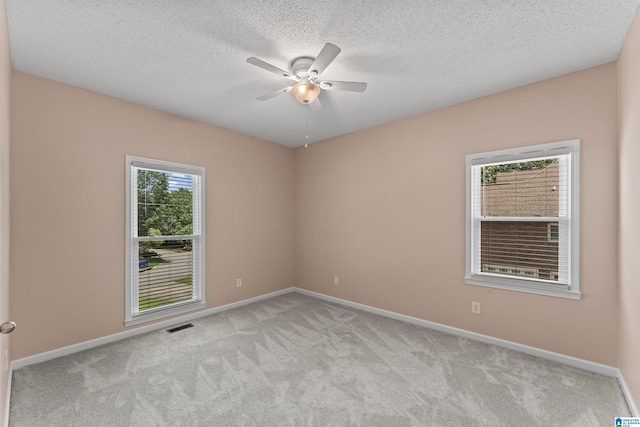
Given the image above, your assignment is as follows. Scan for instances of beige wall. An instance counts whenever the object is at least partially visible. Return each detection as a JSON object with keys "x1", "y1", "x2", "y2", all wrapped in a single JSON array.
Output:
[
  {"x1": 618, "y1": 7, "x2": 640, "y2": 412},
  {"x1": 9, "y1": 72, "x2": 294, "y2": 359},
  {"x1": 6, "y1": 18, "x2": 635, "y2": 406},
  {"x1": 0, "y1": 0, "x2": 10, "y2": 421},
  {"x1": 294, "y1": 63, "x2": 619, "y2": 366}
]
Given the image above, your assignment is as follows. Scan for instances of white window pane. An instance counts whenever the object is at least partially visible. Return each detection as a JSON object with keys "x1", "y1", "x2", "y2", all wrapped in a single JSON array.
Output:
[
  {"x1": 479, "y1": 158, "x2": 562, "y2": 218},
  {"x1": 137, "y1": 239, "x2": 194, "y2": 312},
  {"x1": 136, "y1": 169, "x2": 194, "y2": 237},
  {"x1": 480, "y1": 221, "x2": 559, "y2": 281}
]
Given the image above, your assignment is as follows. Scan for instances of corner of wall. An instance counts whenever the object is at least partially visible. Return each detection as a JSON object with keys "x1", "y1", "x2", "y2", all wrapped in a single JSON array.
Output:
[{"x1": 616, "y1": 3, "x2": 640, "y2": 416}]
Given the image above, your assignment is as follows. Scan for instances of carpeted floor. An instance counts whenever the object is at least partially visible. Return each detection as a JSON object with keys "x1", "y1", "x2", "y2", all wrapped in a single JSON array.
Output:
[{"x1": 9, "y1": 292, "x2": 630, "y2": 426}]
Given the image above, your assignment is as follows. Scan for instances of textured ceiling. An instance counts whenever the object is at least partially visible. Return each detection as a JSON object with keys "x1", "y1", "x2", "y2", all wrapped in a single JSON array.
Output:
[{"x1": 5, "y1": 1, "x2": 640, "y2": 147}]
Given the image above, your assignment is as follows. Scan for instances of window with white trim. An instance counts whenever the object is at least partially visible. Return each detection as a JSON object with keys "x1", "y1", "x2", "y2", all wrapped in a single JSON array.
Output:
[
  {"x1": 465, "y1": 140, "x2": 580, "y2": 299},
  {"x1": 126, "y1": 156, "x2": 205, "y2": 325}
]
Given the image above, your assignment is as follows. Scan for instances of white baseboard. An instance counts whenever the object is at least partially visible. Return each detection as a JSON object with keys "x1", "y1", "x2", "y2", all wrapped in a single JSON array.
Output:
[
  {"x1": 11, "y1": 288, "x2": 293, "y2": 370},
  {"x1": 293, "y1": 287, "x2": 620, "y2": 378},
  {"x1": 9, "y1": 286, "x2": 637, "y2": 416},
  {"x1": 618, "y1": 370, "x2": 639, "y2": 416},
  {"x1": 293, "y1": 288, "x2": 640, "y2": 414}
]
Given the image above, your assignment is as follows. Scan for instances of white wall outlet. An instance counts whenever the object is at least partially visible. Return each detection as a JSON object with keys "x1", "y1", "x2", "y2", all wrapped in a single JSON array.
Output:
[
  {"x1": 334, "y1": 276, "x2": 339, "y2": 285},
  {"x1": 472, "y1": 302, "x2": 481, "y2": 314},
  {"x1": 236, "y1": 278, "x2": 242, "y2": 288}
]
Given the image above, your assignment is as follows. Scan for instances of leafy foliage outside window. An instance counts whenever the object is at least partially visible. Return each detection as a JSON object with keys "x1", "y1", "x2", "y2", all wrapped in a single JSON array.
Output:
[
  {"x1": 481, "y1": 159, "x2": 557, "y2": 184},
  {"x1": 137, "y1": 170, "x2": 193, "y2": 237}
]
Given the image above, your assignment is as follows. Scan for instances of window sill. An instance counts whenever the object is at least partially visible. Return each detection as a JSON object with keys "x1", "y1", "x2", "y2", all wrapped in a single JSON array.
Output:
[
  {"x1": 125, "y1": 301, "x2": 206, "y2": 327},
  {"x1": 465, "y1": 276, "x2": 581, "y2": 300}
]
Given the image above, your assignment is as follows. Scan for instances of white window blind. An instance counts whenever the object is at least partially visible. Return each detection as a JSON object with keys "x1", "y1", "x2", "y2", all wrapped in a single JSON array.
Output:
[
  {"x1": 465, "y1": 140, "x2": 580, "y2": 299},
  {"x1": 126, "y1": 156, "x2": 205, "y2": 325}
]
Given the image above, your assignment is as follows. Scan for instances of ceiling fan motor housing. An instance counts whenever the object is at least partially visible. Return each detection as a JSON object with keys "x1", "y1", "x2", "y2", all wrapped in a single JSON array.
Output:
[
  {"x1": 291, "y1": 57, "x2": 315, "y2": 79},
  {"x1": 290, "y1": 57, "x2": 321, "y2": 104}
]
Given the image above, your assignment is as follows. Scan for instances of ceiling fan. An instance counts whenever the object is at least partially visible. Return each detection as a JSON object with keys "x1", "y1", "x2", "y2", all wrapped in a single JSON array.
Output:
[{"x1": 247, "y1": 43, "x2": 367, "y2": 108}]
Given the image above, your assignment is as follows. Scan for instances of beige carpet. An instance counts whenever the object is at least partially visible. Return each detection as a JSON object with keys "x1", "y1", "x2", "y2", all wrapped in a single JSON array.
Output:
[{"x1": 9, "y1": 292, "x2": 630, "y2": 426}]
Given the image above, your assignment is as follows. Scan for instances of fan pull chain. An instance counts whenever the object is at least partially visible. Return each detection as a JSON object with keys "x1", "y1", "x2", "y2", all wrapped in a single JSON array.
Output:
[{"x1": 304, "y1": 104, "x2": 310, "y2": 148}]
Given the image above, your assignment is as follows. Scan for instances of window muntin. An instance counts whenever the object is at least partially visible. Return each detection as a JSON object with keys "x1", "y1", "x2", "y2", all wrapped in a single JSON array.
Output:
[
  {"x1": 126, "y1": 156, "x2": 205, "y2": 325},
  {"x1": 465, "y1": 140, "x2": 580, "y2": 299}
]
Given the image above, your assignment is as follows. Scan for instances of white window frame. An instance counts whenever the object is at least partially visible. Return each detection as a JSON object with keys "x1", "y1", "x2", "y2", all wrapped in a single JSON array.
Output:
[
  {"x1": 465, "y1": 140, "x2": 580, "y2": 300},
  {"x1": 125, "y1": 156, "x2": 206, "y2": 326}
]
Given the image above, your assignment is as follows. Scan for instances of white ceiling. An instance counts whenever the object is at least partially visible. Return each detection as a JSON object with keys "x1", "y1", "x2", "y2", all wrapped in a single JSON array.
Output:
[{"x1": 5, "y1": 1, "x2": 640, "y2": 148}]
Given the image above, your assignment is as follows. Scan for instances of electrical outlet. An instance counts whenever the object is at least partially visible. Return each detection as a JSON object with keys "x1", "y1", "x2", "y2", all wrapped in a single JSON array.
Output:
[
  {"x1": 334, "y1": 276, "x2": 339, "y2": 285},
  {"x1": 472, "y1": 302, "x2": 481, "y2": 314},
  {"x1": 236, "y1": 278, "x2": 242, "y2": 288}
]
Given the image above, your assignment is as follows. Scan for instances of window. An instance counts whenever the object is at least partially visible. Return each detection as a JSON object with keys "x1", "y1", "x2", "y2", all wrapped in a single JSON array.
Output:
[
  {"x1": 547, "y1": 223, "x2": 559, "y2": 242},
  {"x1": 465, "y1": 140, "x2": 580, "y2": 299},
  {"x1": 126, "y1": 156, "x2": 205, "y2": 325}
]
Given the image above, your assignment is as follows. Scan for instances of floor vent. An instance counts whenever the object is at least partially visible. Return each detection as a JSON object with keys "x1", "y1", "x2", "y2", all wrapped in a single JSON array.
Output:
[{"x1": 167, "y1": 323, "x2": 194, "y2": 333}]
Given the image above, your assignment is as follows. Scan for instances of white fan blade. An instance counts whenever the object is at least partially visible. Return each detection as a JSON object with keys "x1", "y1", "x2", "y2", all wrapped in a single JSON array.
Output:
[
  {"x1": 308, "y1": 43, "x2": 341, "y2": 77},
  {"x1": 256, "y1": 86, "x2": 292, "y2": 101},
  {"x1": 309, "y1": 96, "x2": 322, "y2": 112},
  {"x1": 319, "y1": 80, "x2": 367, "y2": 93},
  {"x1": 247, "y1": 57, "x2": 296, "y2": 80}
]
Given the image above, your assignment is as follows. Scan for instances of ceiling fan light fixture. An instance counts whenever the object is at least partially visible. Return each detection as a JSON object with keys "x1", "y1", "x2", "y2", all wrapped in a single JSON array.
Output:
[
  {"x1": 292, "y1": 81, "x2": 321, "y2": 104},
  {"x1": 248, "y1": 43, "x2": 367, "y2": 105}
]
